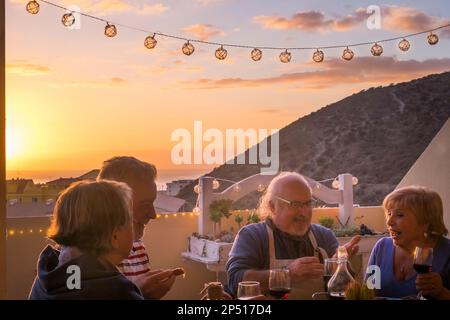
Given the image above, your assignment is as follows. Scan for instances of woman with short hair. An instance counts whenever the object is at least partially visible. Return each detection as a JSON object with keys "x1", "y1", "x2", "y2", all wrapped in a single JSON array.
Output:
[
  {"x1": 29, "y1": 180, "x2": 143, "y2": 300},
  {"x1": 366, "y1": 186, "x2": 450, "y2": 299}
]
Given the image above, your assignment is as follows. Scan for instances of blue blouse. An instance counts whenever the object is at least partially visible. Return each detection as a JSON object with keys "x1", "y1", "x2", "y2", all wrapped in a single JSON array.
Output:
[{"x1": 366, "y1": 236, "x2": 450, "y2": 298}]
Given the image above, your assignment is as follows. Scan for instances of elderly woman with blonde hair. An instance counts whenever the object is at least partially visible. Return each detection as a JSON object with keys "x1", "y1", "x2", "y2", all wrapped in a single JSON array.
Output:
[
  {"x1": 29, "y1": 180, "x2": 144, "y2": 299},
  {"x1": 366, "y1": 186, "x2": 450, "y2": 299}
]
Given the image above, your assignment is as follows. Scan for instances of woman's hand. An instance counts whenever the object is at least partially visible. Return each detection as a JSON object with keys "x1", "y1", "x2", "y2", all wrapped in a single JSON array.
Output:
[{"x1": 416, "y1": 272, "x2": 450, "y2": 300}]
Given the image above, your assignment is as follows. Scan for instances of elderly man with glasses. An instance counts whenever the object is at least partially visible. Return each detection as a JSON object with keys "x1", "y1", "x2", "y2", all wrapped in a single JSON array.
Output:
[{"x1": 226, "y1": 172, "x2": 360, "y2": 299}]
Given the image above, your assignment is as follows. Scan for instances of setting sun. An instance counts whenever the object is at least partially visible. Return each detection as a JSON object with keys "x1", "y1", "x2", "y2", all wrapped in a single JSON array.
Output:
[{"x1": 6, "y1": 125, "x2": 23, "y2": 160}]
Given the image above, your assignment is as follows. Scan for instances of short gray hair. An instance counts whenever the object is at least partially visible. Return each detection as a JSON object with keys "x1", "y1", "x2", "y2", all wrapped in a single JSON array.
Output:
[
  {"x1": 257, "y1": 172, "x2": 311, "y2": 219},
  {"x1": 48, "y1": 180, "x2": 132, "y2": 255},
  {"x1": 97, "y1": 156, "x2": 157, "y2": 185}
]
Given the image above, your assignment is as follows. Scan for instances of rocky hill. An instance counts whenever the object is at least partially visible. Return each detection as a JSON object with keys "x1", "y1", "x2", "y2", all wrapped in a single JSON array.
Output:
[{"x1": 178, "y1": 71, "x2": 450, "y2": 209}]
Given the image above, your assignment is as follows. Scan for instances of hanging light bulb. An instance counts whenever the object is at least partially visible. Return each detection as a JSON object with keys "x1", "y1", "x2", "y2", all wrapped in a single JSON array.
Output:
[
  {"x1": 314, "y1": 183, "x2": 321, "y2": 190},
  {"x1": 61, "y1": 12, "x2": 75, "y2": 27},
  {"x1": 193, "y1": 206, "x2": 201, "y2": 215},
  {"x1": 398, "y1": 38, "x2": 410, "y2": 51},
  {"x1": 104, "y1": 22, "x2": 117, "y2": 38},
  {"x1": 427, "y1": 32, "x2": 439, "y2": 45},
  {"x1": 312, "y1": 49, "x2": 324, "y2": 63},
  {"x1": 215, "y1": 45, "x2": 228, "y2": 60},
  {"x1": 371, "y1": 43, "x2": 383, "y2": 56},
  {"x1": 332, "y1": 179, "x2": 340, "y2": 189},
  {"x1": 352, "y1": 177, "x2": 359, "y2": 186},
  {"x1": 233, "y1": 185, "x2": 241, "y2": 193},
  {"x1": 194, "y1": 185, "x2": 202, "y2": 194},
  {"x1": 251, "y1": 48, "x2": 262, "y2": 61},
  {"x1": 26, "y1": 1, "x2": 40, "y2": 14},
  {"x1": 144, "y1": 34, "x2": 157, "y2": 49},
  {"x1": 212, "y1": 179, "x2": 220, "y2": 190},
  {"x1": 256, "y1": 184, "x2": 266, "y2": 193},
  {"x1": 342, "y1": 47, "x2": 354, "y2": 61},
  {"x1": 279, "y1": 50, "x2": 291, "y2": 63},
  {"x1": 182, "y1": 41, "x2": 195, "y2": 56}
]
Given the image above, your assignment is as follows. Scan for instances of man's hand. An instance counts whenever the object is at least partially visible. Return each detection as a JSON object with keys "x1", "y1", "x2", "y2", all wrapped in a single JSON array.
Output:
[
  {"x1": 133, "y1": 269, "x2": 176, "y2": 300},
  {"x1": 344, "y1": 235, "x2": 361, "y2": 258},
  {"x1": 288, "y1": 257, "x2": 324, "y2": 285},
  {"x1": 416, "y1": 272, "x2": 450, "y2": 300}
]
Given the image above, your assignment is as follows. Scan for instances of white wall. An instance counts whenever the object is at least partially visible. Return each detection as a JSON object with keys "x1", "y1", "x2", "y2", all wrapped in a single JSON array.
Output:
[{"x1": 397, "y1": 119, "x2": 450, "y2": 232}]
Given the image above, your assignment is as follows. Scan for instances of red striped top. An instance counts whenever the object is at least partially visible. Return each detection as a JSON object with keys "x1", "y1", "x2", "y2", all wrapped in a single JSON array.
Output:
[{"x1": 118, "y1": 240, "x2": 151, "y2": 280}]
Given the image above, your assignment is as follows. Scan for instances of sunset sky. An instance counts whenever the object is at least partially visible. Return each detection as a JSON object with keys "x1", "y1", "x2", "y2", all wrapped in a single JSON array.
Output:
[{"x1": 5, "y1": 0, "x2": 450, "y2": 178}]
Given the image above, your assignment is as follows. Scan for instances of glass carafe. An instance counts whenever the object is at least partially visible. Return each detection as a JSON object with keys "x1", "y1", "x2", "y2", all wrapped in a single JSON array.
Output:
[{"x1": 327, "y1": 246, "x2": 354, "y2": 299}]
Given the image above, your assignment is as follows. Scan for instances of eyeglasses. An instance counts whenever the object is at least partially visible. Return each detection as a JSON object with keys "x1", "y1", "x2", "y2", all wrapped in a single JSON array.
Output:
[{"x1": 275, "y1": 196, "x2": 318, "y2": 209}]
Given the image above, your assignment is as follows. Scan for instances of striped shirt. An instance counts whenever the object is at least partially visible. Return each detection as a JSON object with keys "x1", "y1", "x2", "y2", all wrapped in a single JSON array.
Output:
[{"x1": 118, "y1": 240, "x2": 151, "y2": 281}]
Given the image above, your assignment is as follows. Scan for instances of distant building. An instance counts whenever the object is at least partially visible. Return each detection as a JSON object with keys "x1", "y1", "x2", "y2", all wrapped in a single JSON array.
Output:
[
  {"x1": 6, "y1": 169, "x2": 100, "y2": 205},
  {"x1": 165, "y1": 179, "x2": 193, "y2": 196},
  {"x1": 7, "y1": 202, "x2": 54, "y2": 218},
  {"x1": 155, "y1": 191, "x2": 187, "y2": 213}
]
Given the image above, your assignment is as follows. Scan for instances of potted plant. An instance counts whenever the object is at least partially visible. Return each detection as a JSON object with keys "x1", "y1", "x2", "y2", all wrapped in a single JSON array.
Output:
[{"x1": 208, "y1": 199, "x2": 233, "y2": 237}]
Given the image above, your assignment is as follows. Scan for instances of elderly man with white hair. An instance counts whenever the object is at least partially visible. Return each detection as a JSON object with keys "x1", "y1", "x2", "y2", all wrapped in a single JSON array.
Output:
[{"x1": 226, "y1": 172, "x2": 360, "y2": 299}]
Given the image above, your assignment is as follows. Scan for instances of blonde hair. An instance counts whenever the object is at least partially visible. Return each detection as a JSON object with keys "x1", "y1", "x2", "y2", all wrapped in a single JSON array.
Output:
[
  {"x1": 48, "y1": 180, "x2": 133, "y2": 255},
  {"x1": 383, "y1": 186, "x2": 448, "y2": 238},
  {"x1": 257, "y1": 172, "x2": 311, "y2": 219},
  {"x1": 97, "y1": 156, "x2": 157, "y2": 185}
]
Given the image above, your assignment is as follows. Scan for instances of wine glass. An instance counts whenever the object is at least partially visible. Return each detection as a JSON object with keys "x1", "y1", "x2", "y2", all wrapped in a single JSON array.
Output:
[
  {"x1": 323, "y1": 258, "x2": 338, "y2": 292},
  {"x1": 269, "y1": 268, "x2": 291, "y2": 300},
  {"x1": 414, "y1": 247, "x2": 433, "y2": 299},
  {"x1": 237, "y1": 281, "x2": 262, "y2": 300}
]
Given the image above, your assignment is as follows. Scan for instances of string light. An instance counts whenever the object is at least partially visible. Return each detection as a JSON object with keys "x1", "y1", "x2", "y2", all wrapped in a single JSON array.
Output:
[
  {"x1": 61, "y1": 12, "x2": 75, "y2": 27},
  {"x1": 342, "y1": 47, "x2": 354, "y2": 61},
  {"x1": 182, "y1": 41, "x2": 195, "y2": 56},
  {"x1": 164, "y1": 214, "x2": 169, "y2": 219},
  {"x1": 332, "y1": 179, "x2": 340, "y2": 189},
  {"x1": 371, "y1": 43, "x2": 383, "y2": 56},
  {"x1": 39, "y1": 229, "x2": 43, "y2": 233},
  {"x1": 352, "y1": 177, "x2": 359, "y2": 185},
  {"x1": 313, "y1": 49, "x2": 324, "y2": 63},
  {"x1": 251, "y1": 48, "x2": 262, "y2": 61},
  {"x1": 256, "y1": 184, "x2": 266, "y2": 193},
  {"x1": 279, "y1": 50, "x2": 291, "y2": 63},
  {"x1": 27, "y1": 1, "x2": 450, "y2": 65},
  {"x1": 398, "y1": 38, "x2": 410, "y2": 51},
  {"x1": 8, "y1": 230, "x2": 15, "y2": 236},
  {"x1": 26, "y1": 1, "x2": 40, "y2": 14},
  {"x1": 427, "y1": 32, "x2": 439, "y2": 45},
  {"x1": 194, "y1": 185, "x2": 202, "y2": 194},
  {"x1": 233, "y1": 185, "x2": 241, "y2": 193},
  {"x1": 193, "y1": 206, "x2": 201, "y2": 214},
  {"x1": 215, "y1": 45, "x2": 227, "y2": 60},
  {"x1": 144, "y1": 34, "x2": 157, "y2": 49},
  {"x1": 212, "y1": 179, "x2": 220, "y2": 190},
  {"x1": 104, "y1": 22, "x2": 117, "y2": 38}
]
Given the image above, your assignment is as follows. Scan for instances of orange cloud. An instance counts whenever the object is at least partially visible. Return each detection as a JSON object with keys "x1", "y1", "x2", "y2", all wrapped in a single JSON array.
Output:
[
  {"x1": 36, "y1": 0, "x2": 170, "y2": 16},
  {"x1": 181, "y1": 24, "x2": 225, "y2": 41},
  {"x1": 6, "y1": 62, "x2": 52, "y2": 76},
  {"x1": 381, "y1": 6, "x2": 450, "y2": 37},
  {"x1": 183, "y1": 57, "x2": 450, "y2": 90},
  {"x1": 253, "y1": 10, "x2": 368, "y2": 33},
  {"x1": 52, "y1": 77, "x2": 127, "y2": 88},
  {"x1": 252, "y1": 6, "x2": 450, "y2": 35}
]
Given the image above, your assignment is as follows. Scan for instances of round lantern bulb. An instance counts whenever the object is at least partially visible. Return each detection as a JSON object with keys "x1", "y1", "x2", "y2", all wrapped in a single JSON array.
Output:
[
  {"x1": 26, "y1": 1, "x2": 40, "y2": 14},
  {"x1": 144, "y1": 35, "x2": 157, "y2": 49}
]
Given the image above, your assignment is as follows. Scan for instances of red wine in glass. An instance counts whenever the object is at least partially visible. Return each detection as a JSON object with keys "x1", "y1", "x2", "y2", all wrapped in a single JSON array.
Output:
[
  {"x1": 414, "y1": 247, "x2": 433, "y2": 300},
  {"x1": 413, "y1": 263, "x2": 432, "y2": 274},
  {"x1": 269, "y1": 268, "x2": 291, "y2": 300}
]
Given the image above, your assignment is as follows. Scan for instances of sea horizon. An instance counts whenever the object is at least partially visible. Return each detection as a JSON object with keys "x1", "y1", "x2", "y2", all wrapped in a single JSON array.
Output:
[{"x1": 6, "y1": 168, "x2": 209, "y2": 190}]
